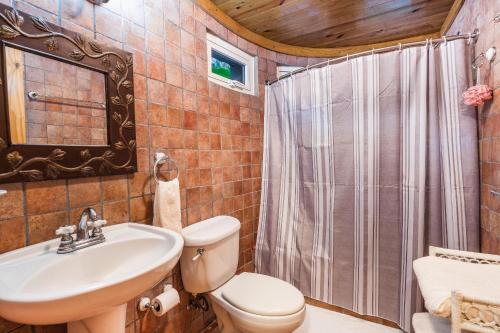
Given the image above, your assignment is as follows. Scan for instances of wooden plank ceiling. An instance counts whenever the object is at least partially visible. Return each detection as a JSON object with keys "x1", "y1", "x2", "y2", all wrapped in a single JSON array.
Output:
[{"x1": 210, "y1": 0, "x2": 455, "y2": 48}]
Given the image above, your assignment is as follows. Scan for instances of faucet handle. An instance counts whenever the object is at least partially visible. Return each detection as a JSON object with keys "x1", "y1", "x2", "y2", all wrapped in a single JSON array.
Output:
[
  {"x1": 56, "y1": 225, "x2": 76, "y2": 236},
  {"x1": 56, "y1": 225, "x2": 75, "y2": 250},
  {"x1": 88, "y1": 219, "x2": 107, "y2": 229},
  {"x1": 89, "y1": 219, "x2": 107, "y2": 238}
]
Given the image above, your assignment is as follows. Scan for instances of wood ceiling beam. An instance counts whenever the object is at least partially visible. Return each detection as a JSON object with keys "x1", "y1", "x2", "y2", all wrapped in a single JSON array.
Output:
[
  {"x1": 440, "y1": 0, "x2": 466, "y2": 35},
  {"x1": 196, "y1": 0, "x2": 441, "y2": 58}
]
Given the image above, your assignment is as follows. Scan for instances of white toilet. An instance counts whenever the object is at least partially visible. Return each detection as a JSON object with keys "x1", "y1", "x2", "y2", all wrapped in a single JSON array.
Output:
[{"x1": 180, "y1": 215, "x2": 306, "y2": 333}]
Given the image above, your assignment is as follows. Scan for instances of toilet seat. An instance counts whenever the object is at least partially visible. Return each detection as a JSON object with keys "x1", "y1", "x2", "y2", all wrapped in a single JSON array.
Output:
[
  {"x1": 209, "y1": 273, "x2": 306, "y2": 333},
  {"x1": 221, "y1": 272, "x2": 305, "y2": 316}
]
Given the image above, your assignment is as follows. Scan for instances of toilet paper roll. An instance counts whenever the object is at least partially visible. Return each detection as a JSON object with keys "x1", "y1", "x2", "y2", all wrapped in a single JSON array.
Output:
[{"x1": 151, "y1": 286, "x2": 180, "y2": 317}]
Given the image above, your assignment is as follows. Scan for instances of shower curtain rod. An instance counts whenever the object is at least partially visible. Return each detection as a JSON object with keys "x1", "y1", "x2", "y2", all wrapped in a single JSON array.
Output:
[{"x1": 266, "y1": 31, "x2": 479, "y2": 85}]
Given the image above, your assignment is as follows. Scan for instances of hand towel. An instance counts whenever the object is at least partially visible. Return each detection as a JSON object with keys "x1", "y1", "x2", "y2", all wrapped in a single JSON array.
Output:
[{"x1": 153, "y1": 178, "x2": 182, "y2": 232}]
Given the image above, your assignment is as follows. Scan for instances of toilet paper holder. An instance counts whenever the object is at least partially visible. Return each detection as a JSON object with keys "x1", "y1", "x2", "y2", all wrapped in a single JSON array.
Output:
[
  {"x1": 138, "y1": 296, "x2": 160, "y2": 312},
  {"x1": 138, "y1": 284, "x2": 177, "y2": 313}
]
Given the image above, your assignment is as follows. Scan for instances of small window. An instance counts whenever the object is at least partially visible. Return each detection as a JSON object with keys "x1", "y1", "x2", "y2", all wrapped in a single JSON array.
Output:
[
  {"x1": 277, "y1": 66, "x2": 304, "y2": 79},
  {"x1": 207, "y1": 33, "x2": 258, "y2": 95}
]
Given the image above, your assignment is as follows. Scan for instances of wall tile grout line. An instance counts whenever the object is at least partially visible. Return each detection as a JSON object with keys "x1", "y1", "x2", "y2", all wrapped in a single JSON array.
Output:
[
  {"x1": 92, "y1": 2, "x2": 96, "y2": 40},
  {"x1": 65, "y1": 179, "x2": 70, "y2": 224},
  {"x1": 21, "y1": 182, "x2": 28, "y2": 246},
  {"x1": 57, "y1": 0, "x2": 61, "y2": 26}
]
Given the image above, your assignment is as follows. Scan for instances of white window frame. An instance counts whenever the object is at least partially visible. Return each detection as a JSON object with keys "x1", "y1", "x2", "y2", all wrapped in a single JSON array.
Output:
[
  {"x1": 277, "y1": 65, "x2": 304, "y2": 79},
  {"x1": 207, "y1": 33, "x2": 258, "y2": 96}
]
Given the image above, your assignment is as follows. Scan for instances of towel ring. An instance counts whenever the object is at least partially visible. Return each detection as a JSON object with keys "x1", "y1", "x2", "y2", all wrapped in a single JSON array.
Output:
[{"x1": 154, "y1": 152, "x2": 179, "y2": 182}]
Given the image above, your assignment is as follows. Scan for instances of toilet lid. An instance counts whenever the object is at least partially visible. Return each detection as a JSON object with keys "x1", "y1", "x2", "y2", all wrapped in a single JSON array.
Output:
[{"x1": 221, "y1": 272, "x2": 305, "y2": 316}]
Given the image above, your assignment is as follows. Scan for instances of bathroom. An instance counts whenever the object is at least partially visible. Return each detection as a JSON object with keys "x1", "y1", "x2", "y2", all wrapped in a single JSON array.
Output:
[{"x1": 0, "y1": 0, "x2": 498, "y2": 332}]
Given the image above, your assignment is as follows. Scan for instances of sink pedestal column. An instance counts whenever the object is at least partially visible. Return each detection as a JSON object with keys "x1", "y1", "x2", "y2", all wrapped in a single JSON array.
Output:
[{"x1": 67, "y1": 304, "x2": 127, "y2": 333}]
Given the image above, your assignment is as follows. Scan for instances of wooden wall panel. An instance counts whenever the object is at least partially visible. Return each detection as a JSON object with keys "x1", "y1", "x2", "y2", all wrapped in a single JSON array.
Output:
[{"x1": 5, "y1": 47, "x2": 26, "y2": 144}]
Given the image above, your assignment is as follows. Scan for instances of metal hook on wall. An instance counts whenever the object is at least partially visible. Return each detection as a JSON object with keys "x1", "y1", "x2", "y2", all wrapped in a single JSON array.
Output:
[
  {"x1": 473, "y1": 47, "x2": 497, "y2": 70},
  {"x1": 472, "y1": 53, "x2": 485, "y2": 70}
]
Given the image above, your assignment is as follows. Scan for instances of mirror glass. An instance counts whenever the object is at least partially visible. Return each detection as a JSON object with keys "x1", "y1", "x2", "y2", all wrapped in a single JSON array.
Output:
[{"x1": 5, "y1": 46, "x2": 108, "y2": 146}]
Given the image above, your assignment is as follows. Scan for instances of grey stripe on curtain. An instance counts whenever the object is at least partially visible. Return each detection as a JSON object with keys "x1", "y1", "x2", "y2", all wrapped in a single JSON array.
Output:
[{"x1": 255, "y1": 39, "x2": 480, "y2": 332}]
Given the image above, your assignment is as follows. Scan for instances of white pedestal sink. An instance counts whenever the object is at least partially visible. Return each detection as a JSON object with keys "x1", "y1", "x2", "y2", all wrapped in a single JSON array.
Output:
[{"x1": 0, "y1": 223, "x2": 184, "y2": 333}]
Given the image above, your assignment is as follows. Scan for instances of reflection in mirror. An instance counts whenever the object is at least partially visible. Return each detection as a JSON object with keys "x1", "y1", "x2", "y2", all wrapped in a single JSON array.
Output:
[{"x1": 5, "y1": 46, "x2": 108, "y2": 146}]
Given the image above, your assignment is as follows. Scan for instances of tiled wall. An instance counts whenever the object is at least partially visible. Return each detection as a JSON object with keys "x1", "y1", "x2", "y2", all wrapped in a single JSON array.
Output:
[
  {"x1": 0, "y1": 0, "x2": 319, "y2": 332},
  {"x1": 0, "y1": 0, "x2": 493, "y2": 332},
  {"x1": 23, "y1": 51, "x2": 107, "y2": 145},
  {"x1": 448, "y1": 0, "x2": 500, "y2": 254}
]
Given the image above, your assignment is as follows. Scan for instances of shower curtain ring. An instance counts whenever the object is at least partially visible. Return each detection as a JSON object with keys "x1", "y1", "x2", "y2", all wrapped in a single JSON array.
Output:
[
  {"x1": 467, "y1": 33, "x2": 472, "y2": 44},
  {"x1": 371, "y1": 48, "x2": 375, "y2": 55},
  {"x1": 443, "y1": 36, "x2": 447, "y2": 45},
  {"x1": 346, "y1": 53, "x2": 349, "y2": 62},
  {"x1": 398, "y1": 43, "x2": 402, "y2": 53}
]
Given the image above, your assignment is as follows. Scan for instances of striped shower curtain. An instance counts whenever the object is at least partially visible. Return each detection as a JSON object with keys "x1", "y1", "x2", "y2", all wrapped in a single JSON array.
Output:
[{"x1": 255, "y1": 39, "x2": 480, "y2": 331}]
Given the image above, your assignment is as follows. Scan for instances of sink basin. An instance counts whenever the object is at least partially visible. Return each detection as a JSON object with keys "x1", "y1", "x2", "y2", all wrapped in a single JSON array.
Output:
[{"x1": 0, "y1": 223, "x2": 183, "y2": 331}]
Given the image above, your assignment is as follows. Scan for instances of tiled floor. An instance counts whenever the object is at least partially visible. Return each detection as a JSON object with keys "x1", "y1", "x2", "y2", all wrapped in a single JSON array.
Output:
[{"x1": 294, "y1": 305, "x2": 403, "y2": 333}]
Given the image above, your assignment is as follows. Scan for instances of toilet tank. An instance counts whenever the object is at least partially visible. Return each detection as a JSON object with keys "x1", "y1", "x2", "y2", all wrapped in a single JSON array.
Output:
[{"x1": 180, "y1": 216, "x2": 240, "y2": 294}]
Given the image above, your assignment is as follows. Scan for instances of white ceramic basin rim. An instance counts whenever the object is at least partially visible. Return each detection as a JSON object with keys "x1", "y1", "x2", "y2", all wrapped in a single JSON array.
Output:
[{"x1": 0, "y1": 223, "x2": 183, "y2": 325}]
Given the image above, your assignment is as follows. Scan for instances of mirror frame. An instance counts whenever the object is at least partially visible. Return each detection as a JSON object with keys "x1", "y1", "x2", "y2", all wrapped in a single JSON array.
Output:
[{"x1": 0, "y1": 4, "x2": 137, "y2": 183}]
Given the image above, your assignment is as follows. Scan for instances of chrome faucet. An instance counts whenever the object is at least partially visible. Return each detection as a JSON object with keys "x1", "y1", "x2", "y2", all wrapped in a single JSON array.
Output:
[
  {"x1": 77, "y1": 207, "x2": 98, "y2": 240},
  {"x1": 55, "y1": 207, "x2": 107, "y2": 254}
]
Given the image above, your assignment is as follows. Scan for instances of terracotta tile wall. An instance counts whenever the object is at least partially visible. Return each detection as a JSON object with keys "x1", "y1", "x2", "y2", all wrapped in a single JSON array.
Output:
[
  {"x1": 448, "y1": 0, "x2": 500, "y2": 254},
  {"x1": 1, "y1": 1, "x2": 493, "y2": 332},
  {"x1": 0, "y1": 0, "x2": 320, "y2": 332},
  {"x1": 23, "y1": 52, "x2": 107, "y2": 145}
]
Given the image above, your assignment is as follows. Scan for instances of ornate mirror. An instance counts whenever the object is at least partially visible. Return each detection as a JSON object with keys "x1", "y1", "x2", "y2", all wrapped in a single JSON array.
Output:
[{"x1": 0, "y1": 4, "x2": 137, "y2": 183}]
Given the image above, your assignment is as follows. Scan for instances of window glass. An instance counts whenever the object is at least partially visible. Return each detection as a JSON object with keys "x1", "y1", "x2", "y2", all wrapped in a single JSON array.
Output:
[{"x1": 211, "y1": 50, "x2": 245, "y2": 83}]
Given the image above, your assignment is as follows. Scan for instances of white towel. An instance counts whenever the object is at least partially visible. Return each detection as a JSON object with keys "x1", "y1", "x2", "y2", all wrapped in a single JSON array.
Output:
[
  {"x1": 153, "y1": 178, "x2": 182, "y2": 232},
  {"x1": 413, "y1": 256, "x2": 500, "y2": 317}
]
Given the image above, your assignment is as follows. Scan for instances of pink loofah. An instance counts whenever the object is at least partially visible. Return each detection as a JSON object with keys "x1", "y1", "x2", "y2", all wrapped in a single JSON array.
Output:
[{"x1": 463, "y1": 84, "x2": 493, "y2": 106}]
